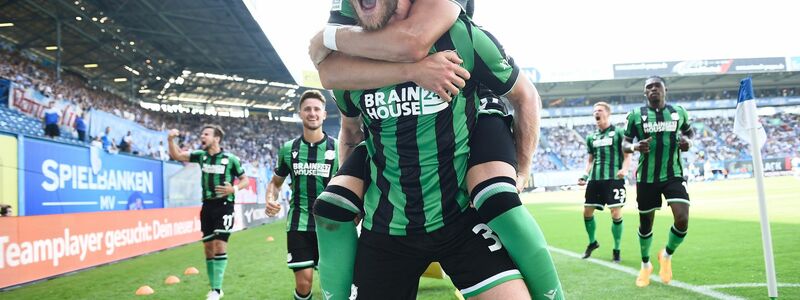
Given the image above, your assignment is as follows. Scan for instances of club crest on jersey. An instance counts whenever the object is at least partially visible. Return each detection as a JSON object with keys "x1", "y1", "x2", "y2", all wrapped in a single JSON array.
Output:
[
  {"x1": 361, "y1": 86, "x2": 449, "y2": 120},
  {"x1": 671, "y1": 112, "x2": 679, "y2": 120},
  {"x1": 292, "y1": 151, "x2": 298, "y2": 158},
  {"x1": 325, "y1": 150, "x2": 336, "y2": 160},
  {"x1": 220, "y1": 158, "x2": 229, "y2": 165}
]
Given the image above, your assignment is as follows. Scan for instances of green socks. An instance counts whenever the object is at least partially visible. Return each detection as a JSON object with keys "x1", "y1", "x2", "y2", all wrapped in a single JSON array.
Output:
[
  {"x1": 611, "y1": 218, "x2": 623, "y2": 250},
  {"x1": 584, "y1": 216, "x2": 597, "y2": 244},
  {"x1": 666, "y1": 225, "x2": 687, "y2": 255},
  {"x1": 315, "y1": 216, "x2": 358, "y2": 300},
  {"x1": 206, "y1": 258, "x2": 215, "y2": 288},
  {"x1": 212, "y1": 253, "x2": 228, "y2": 290},
  {"x1": 638, "y1": 231, "x2": 653, "y2": 263},
  {"x1": 487, "y1": 206, "x2": 564, "y2": 300}
]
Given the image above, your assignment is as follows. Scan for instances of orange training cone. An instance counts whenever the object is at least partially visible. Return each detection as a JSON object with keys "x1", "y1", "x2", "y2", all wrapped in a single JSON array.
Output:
[
  {"x1": 184, "y1": 267, "x2": 200, "y2": 275},
  {"x1": 164, "y1": 275, "x2": 180, "y2": 285},
  {"x1": 135, "y1": 285, "x2": 154, "y2": 295}
]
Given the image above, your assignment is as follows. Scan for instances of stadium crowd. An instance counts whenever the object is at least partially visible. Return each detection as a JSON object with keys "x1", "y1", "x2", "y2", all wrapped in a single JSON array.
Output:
[
  {"x1": 532, "y1": 113, "x2": 800, "y2": 172},
  {"x1": 543, "y1": 87, "x2": 799, "y2": 108},
  {"x1": 0, "y1": 48, "x2": 300, "y2": 168},
  {"x1": 3, "y1": 48, "x2": 799, "y2": 174}
]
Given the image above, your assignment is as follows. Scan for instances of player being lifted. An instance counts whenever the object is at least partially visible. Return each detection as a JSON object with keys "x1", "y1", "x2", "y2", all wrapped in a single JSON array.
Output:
[
  {"x1": 265, "y1": 90, "x2": 339, "y2": 300},
  {"x1": 578, "y1": 102, "x2": 631, "y2": 262},
  {"x1": 622, "y1": 76, "x2": 694, "y2": 287},
  {"x1": 310, "y1": 0, "x2": 561, "y2": 299},
  {"x1": 167, "y1": 125, "x2": 249, "y2": 300}
]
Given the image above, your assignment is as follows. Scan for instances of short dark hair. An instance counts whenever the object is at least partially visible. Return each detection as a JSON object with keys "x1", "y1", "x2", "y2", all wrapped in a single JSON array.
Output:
[
  {"x1": 299, "y1": 90, "x2": 326, "y2": 108},
  {"x1": 202, "y1": 124, "x2": 225, "y2": 140},
  {"x1": 645, "y1": 75, "x2": 667, "y2": 87}
]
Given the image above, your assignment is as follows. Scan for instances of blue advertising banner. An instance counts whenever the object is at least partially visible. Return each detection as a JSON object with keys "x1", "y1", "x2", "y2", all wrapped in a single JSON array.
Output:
[{"x1": 23, "y1": 138, "x2": 164, "y2": 215}]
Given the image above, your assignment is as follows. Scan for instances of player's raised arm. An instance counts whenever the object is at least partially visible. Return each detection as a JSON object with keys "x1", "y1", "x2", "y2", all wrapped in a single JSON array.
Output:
[
  {"x1": 318, "y1": 51, "x2": 469, "y2": 102},
  {"x1": 315, "y1": 0, "x2": 461, "y2": 63},
  {"x1": 166, "y1": 129, "x2": 190, "y2": 162}
]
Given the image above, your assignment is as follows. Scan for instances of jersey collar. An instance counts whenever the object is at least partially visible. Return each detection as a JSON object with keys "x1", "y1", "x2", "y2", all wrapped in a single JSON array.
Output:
[{"x1": 301, "y1": 132, "x2": 328, "y2": 147}]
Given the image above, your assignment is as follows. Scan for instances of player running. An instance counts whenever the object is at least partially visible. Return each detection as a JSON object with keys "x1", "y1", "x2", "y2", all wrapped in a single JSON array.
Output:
[
  {"x1": 622, "y1": 76, "x2": 694, "y2": 287},
  {"x1": 265, "y1": 90, "x2": 339, "y2": 300},
  {"x1": 578, "y1": 102, "x2": 631, "y2": 263},
  {"x1": 167, "y1": 125, "x2": 249, "y2": 300}
]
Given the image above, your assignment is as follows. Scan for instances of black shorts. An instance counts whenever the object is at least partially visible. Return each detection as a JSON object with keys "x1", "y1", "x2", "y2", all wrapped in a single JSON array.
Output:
[
  {"x1": 584, "y1": 179, "x2": 626, "y2": 210},
  {"x1": 635, "y1": 178, "x2": 690, "y2": 213},
  {"x1": 200, "y1": 199, "x2": 234, "y2": 242},
  {"x1": 468, "y1": 113, "x2": 517, "y2": 170},
  {"x1": 335, "y1": 143, "x2": 368, "y2": 179},
  {"x1": 45, "y1": 124, "x2": 60, "y2": 137},
  {"x1": 286, "y1": 231, "x2": 318, "y2": 271},
  {"x1": 352, "y1": 209, "x2": 522, "y2": 299}
]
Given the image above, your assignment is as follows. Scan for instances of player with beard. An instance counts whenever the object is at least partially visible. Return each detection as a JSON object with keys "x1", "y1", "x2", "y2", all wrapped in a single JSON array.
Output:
[
  {"x1": 578, "y1": 102, "x2": 631, "y2": 262},
  {"x1": 622, "y1": 76, "x2": 694, "y2": 287},
  {"x1": 310, "y1": 0, "x2": 561, "y2": 299},
  {"x1": 167, "y1": 125, "x2": 249, "y2": 300},
  {"x1": 265, "y1": 90, "x2": 340, "y2": 300}
]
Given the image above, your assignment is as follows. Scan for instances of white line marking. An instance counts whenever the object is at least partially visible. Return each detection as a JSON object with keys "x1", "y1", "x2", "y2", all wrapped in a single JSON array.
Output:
[
  {"x1": 117, "y1": 201, "x2": 127, "y2": 205},
  {"x1": 547, "y1": 246, "x2": 745, "y2": 300},
  {"x1": 700, "y1": 283, "x2": 800, "y2": 289},
  {"x1": 143, "y1": 200, "x2": 154, "y2": 204},
  {"x1": 42, "y1": 201, "x2": 98, "y2": 206}
]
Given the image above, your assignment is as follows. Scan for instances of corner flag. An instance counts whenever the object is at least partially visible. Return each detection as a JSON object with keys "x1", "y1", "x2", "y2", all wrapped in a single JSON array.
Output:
[
  {"x1": 735, "y1": 77, "x2": 778, "y2": 299},
  {"x1": 733, "y1": 77, "x2": 767, "y2": 147}
]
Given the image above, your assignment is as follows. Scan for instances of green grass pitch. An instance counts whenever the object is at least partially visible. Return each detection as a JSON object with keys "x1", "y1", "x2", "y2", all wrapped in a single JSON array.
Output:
[{"x1": 3, "y1": 176, "x2": 798, "y2": 299}]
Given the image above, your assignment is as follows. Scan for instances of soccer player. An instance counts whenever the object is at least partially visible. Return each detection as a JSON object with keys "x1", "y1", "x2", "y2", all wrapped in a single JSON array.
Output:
[
  {"x1": 578, "y1": 102, "x2": 631, "y2": 262},
  {"x1": 265, "y1": 90, "x2": 339, "y2": 300},
  {"x1": 311, "y1": 1, "x2": 561, "y2": 299},
  {"x1": 312, "y1": 1, "x2": 563, "y2": 299},
  {"x1": 622, "y1": 76, "x2": 694, "y2": 287},
  {"x1": 167, "y1": 125, "x2": 249, "y2": 300}
]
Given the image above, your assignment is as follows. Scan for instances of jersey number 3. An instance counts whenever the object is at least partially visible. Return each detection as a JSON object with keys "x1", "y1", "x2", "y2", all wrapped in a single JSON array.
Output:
[{"x1": 472, "y1": 224, "x2": 502, "y2": 252}]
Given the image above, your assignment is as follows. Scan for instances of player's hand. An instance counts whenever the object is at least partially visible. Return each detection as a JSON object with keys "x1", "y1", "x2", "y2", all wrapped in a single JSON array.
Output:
[
  {"x1": 577, "y1": 178, "x2": 587, "y2": 186},
  {"x1": 167, "y1": 129, "x2": 180, "y2": 138},
  {"x1": 616, "y1": 169, "x2": 627, "y2": 179},
  {"x1": 265, "y1": 200, "x2": 281, "y2": 217},
  {"x1": 411, "y1": 51, "x2": 470, "y2": 102},
  {"x1": 214, "y1": 182, "x2": 235, "y2": 197},
  {"x1": 516, "y1": 172, "x2": 529, "y2": 193},
  {"x1": 679, "y1": 137, "x2": 692, "y2": 152},
  {"x1": 637, "y1": 137, "x2": 653, "y2": 153},
  {"x1": 309, "y1": 30, "x2": 332, "y2": 67}
]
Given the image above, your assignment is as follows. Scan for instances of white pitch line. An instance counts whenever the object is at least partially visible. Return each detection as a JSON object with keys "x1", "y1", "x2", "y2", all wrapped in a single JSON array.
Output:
[
  {"x1": 700, "y1": 283, "x2": 800, "y2": 289},
  {"x1": 547, "y1": 246, "x2": 745, "y2": 300}
]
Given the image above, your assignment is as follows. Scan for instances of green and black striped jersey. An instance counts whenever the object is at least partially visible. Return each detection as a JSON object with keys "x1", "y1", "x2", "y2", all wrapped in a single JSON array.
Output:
[
  {"x1": 624, "y1": 105, "x2": 692, "y2": 183},
  {"x1": 586, "y1": 125, "x2": 626, "y2": 181},
  {"x1": 333, "y1": 18, "x2": 520, "y2": 235},
  {"x1": 275, "y1": 134, "x2": 339, "y2": 232},
  {"x1": 189, "y1": 149, "x2": 245, "y2": 202}
]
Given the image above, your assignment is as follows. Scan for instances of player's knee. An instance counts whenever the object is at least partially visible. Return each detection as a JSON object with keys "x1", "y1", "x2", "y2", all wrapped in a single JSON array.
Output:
[
  {"x1": 313, "y1": 185, "x2": 360, "y2": 222},
  {"x1": 674, "y1": 214, "x2": 689, "y2": 231},
  {"x1": 295, "y1": 277, "x2": 312, "y2": 295},
  {"x1": 470, "y1": 177, "x2": 521, "y2": 222}
]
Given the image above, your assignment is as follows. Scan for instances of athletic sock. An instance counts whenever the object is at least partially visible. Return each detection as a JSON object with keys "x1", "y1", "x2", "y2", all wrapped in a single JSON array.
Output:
[
  {"x1": 206, "y1": 258, "x2": 215, "y2": 289},
  {"x1": 611, "y1": 218, "x2": 623, "y2": 250},
  {"x1": 584, "y1": 216, "x2": 597, "y2": 244},
  {"x1": 665, "y1": 225, "x2": 688, "y2": 255},
  {"x1": 473, "y1": 177, "x2": 564, "y2": 300},
  {"x1": 212, "y1": 253, "x2": 228, "y2": 291},
  {"x1": 313, "y1": 186, "x2": 361, "y2": 300},
  {"x1": 638, "y1": 230, "x2": 653, "y2": 263}
]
